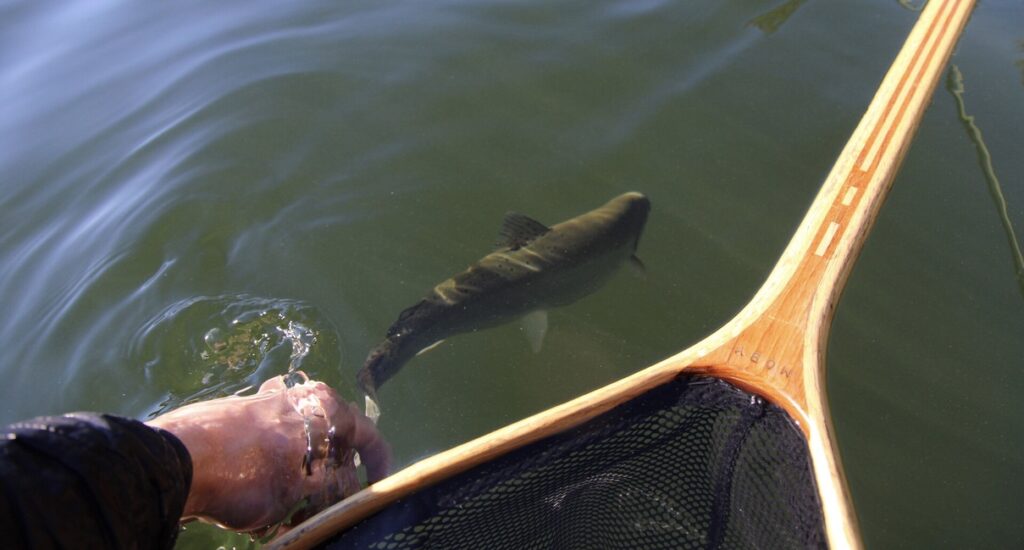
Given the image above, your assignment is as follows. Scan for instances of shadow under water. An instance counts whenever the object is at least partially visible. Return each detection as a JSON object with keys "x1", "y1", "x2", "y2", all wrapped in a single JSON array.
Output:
[
  {"x1": 1017, "y1": 39, "x2": 1024, "y2": 86},
  {"x1": 747, "y1": 0, "x2": 808, "y2": 35}
]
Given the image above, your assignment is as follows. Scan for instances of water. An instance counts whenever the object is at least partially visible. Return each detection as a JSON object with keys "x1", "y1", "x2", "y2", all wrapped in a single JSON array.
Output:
[{"x1": 0, "y1": 0, "x2": 1021, "y2": 547}]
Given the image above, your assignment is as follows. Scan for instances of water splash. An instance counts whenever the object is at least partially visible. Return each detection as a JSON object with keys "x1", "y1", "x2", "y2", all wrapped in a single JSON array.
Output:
[
  {"x1": 287, "y1": 383, "x2": 363, "y2": 528},
  {"x1": 281, "y1": 320, "x2": 317, "y2": 380},
  {"x1": 134, "y1": 293, "x2": 365, "y2": 522},
  {"x1": 132, "y1": 294, "x2": 341, "y2": 416},
  {"x1": 296, "y1": 394, "x2": 324, "y2": 477}
]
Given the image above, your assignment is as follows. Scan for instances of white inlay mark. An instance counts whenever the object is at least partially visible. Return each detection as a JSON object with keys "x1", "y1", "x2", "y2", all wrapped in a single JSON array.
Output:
[
  {"x1": 842, "y1": 186, "x2": 859, "y2": 206},
  {"x1": 815, "y1": 222, "x2": 841, "y2": 257},
  {"x1": 858, "y1": 7, "x2": 947, "y2": 173}
]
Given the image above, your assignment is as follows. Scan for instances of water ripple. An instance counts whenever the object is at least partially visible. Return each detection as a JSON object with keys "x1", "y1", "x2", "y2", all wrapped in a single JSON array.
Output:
[{"x1": 129, "y1": 294, "x2": 341, "y2": 417}]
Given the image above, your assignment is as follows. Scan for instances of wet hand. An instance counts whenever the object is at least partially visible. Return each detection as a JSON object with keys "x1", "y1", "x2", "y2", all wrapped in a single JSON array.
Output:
[{"x1": 147, "y1": 374, "x2": 390, "y2": 533}]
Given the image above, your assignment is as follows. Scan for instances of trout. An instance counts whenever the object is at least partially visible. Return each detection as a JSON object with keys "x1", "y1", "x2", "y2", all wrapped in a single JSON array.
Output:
[{"x1": 357, "y1": 192, "x2": 650, "y2": 420}]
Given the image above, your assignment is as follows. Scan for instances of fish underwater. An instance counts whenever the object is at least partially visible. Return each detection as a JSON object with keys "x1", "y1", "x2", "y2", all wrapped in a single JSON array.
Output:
[{"x1": 357, "y1": 192, "x2": 651, "y2": 421}]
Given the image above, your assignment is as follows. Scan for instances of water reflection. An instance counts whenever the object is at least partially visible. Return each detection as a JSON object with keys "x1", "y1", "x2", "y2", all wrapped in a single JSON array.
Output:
[
  {"x1": 1017, "y1": 40, "x2": 1023, "y2": 86},
  {"x1": 748, "y1": 0, "x2": 923, "y2": 35},
  {"x1": 946, "y1": 66, "x2": 1024, "y2": 299},
  {"x1": 747, "y1": 0, "x2": 808, "y2": 35},
  {"x1": 896, "y1": 0, "x2": 925, "y2": 12}
]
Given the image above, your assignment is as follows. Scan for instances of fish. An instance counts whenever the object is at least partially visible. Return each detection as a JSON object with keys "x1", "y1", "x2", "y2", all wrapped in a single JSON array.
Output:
[{"x1": 357, "y1": 192, "x2": 651, "y2": 420}]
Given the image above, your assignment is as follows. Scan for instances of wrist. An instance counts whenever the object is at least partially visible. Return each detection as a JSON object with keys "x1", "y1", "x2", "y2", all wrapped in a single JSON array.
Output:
[{"x1": 146, "y1": 413, "x2": 213, "y2": 519}]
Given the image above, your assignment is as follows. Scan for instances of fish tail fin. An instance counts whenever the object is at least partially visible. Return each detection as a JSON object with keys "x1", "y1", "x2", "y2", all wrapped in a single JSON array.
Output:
[
  {"x1": 357, "y1": 365, "x2": 382, "y2": 423},
  {"x1": 364, "y1": 394, "x2": 382, "y2": 424}
]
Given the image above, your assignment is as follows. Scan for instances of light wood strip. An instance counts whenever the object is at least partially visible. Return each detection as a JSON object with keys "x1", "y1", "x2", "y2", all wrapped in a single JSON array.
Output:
[
  {"x1": 270, "y1": 1, "x2": 975, "y2": 548},
  {"x1": 815, "y1": 222, "x2": 842, "y2": 257},
  {"x1": 841, "y1": 187, "x2": 859, "y2": 206}
]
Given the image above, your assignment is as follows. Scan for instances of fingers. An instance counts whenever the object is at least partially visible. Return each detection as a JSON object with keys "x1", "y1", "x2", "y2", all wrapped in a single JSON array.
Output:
[
  {"x1": 351, "y1": 411, "x2": 392, "y2": 483},
  {"x1": 257, "y1": 375, "x2": 288, "y2": 393},
  {"x1": 251, "y1": 376, "x2": 391, "y2": 520},
  {"x1": 297, "y1": 465, "x2": 361, "y2": 524},
  {"x1": 286, "y1": 380, "x2": 392, "y2": 483},
  {"x1": 256, "y1": 371, "x2": 311, "y2": 394},
  {"x1": 284, "y1": 381, "x2": 354, "y2": 470},
  {"x1": 324, "y1": 402, "x2": 392, "y2": 484}
]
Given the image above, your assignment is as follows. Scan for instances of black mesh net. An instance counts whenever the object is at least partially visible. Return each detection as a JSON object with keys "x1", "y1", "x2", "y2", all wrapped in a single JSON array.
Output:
[{"x1": 324, "y1": 375, "x2": 825, "y2": 549}]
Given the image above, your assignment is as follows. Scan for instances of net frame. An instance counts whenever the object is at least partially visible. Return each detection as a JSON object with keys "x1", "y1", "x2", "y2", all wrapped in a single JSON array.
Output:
[{"x1": 331, "y1": 375, "x2": 826, "y2": 549}]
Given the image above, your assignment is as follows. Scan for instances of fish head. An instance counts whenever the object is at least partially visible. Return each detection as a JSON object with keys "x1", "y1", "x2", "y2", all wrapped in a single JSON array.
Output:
[
  {"x1": 543, "y1": 192, "x2": 650, "y2": 264},
  {"x1": 601, "y1": 192, "x2": 650, "y2": 252}
]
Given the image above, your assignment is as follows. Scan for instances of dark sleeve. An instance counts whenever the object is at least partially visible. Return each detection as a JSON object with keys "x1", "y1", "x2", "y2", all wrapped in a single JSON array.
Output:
[{"x1": 0, "y1": 413, "x2": 192, "y2": 550}]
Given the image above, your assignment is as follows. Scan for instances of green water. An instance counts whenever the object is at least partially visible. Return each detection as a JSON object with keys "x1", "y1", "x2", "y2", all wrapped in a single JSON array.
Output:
[{"x1": 1, "y1": 1, "x2": 1021, "y2": 547}]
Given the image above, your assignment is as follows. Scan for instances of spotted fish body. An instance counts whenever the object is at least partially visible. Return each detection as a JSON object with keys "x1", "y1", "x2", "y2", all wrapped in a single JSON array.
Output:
[{"x1": 357, "y1": 192, "x2": 650, "y2": 410}]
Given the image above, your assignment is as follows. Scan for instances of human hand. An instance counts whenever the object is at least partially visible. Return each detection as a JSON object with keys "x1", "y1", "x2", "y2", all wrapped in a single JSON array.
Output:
[{"x1": 147, "y1": 374, "x2": 390, "y2": 532}]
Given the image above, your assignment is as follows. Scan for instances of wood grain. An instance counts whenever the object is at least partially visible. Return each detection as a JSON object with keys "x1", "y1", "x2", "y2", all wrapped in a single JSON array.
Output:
[{"x1": 270, "y1": 1, "x2": 976, "y2": 548}]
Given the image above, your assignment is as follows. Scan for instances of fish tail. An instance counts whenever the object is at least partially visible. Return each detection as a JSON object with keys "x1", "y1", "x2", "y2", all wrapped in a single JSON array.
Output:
[
  {"x1": 356, "y1": 365, "x2": 382, "y2": 422},
  {"x1": 356, "y1": 364, "x2": 378, "y2": 400},
  {"x1": 363, "y1": 394, "x2": 382, "y2": 424}
]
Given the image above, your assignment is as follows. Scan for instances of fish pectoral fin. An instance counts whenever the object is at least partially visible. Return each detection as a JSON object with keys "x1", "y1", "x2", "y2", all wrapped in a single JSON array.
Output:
[
  {"x1": 628, "y1": 254, "x2": 647, "y2": 279},
  {"x1": 521, "y1": 310, "x2": 549, "y2": 353},
  {"x1": 415, "y1": 339, "x2": 446, "y2": 356},
  {"x1": 496, "y1": 212, "x2": 550, "y2": 250}
]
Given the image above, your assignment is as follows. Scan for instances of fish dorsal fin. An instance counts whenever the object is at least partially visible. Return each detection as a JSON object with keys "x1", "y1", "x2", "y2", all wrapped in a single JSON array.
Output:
[{"x1": 496, "y1": 212, "x2": 550, "y2": 250}]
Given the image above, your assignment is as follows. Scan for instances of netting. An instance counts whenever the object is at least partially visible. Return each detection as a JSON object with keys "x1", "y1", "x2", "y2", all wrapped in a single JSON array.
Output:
[{"x1": 324, "y1": 375, "x2": 825, "y2": 549}]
